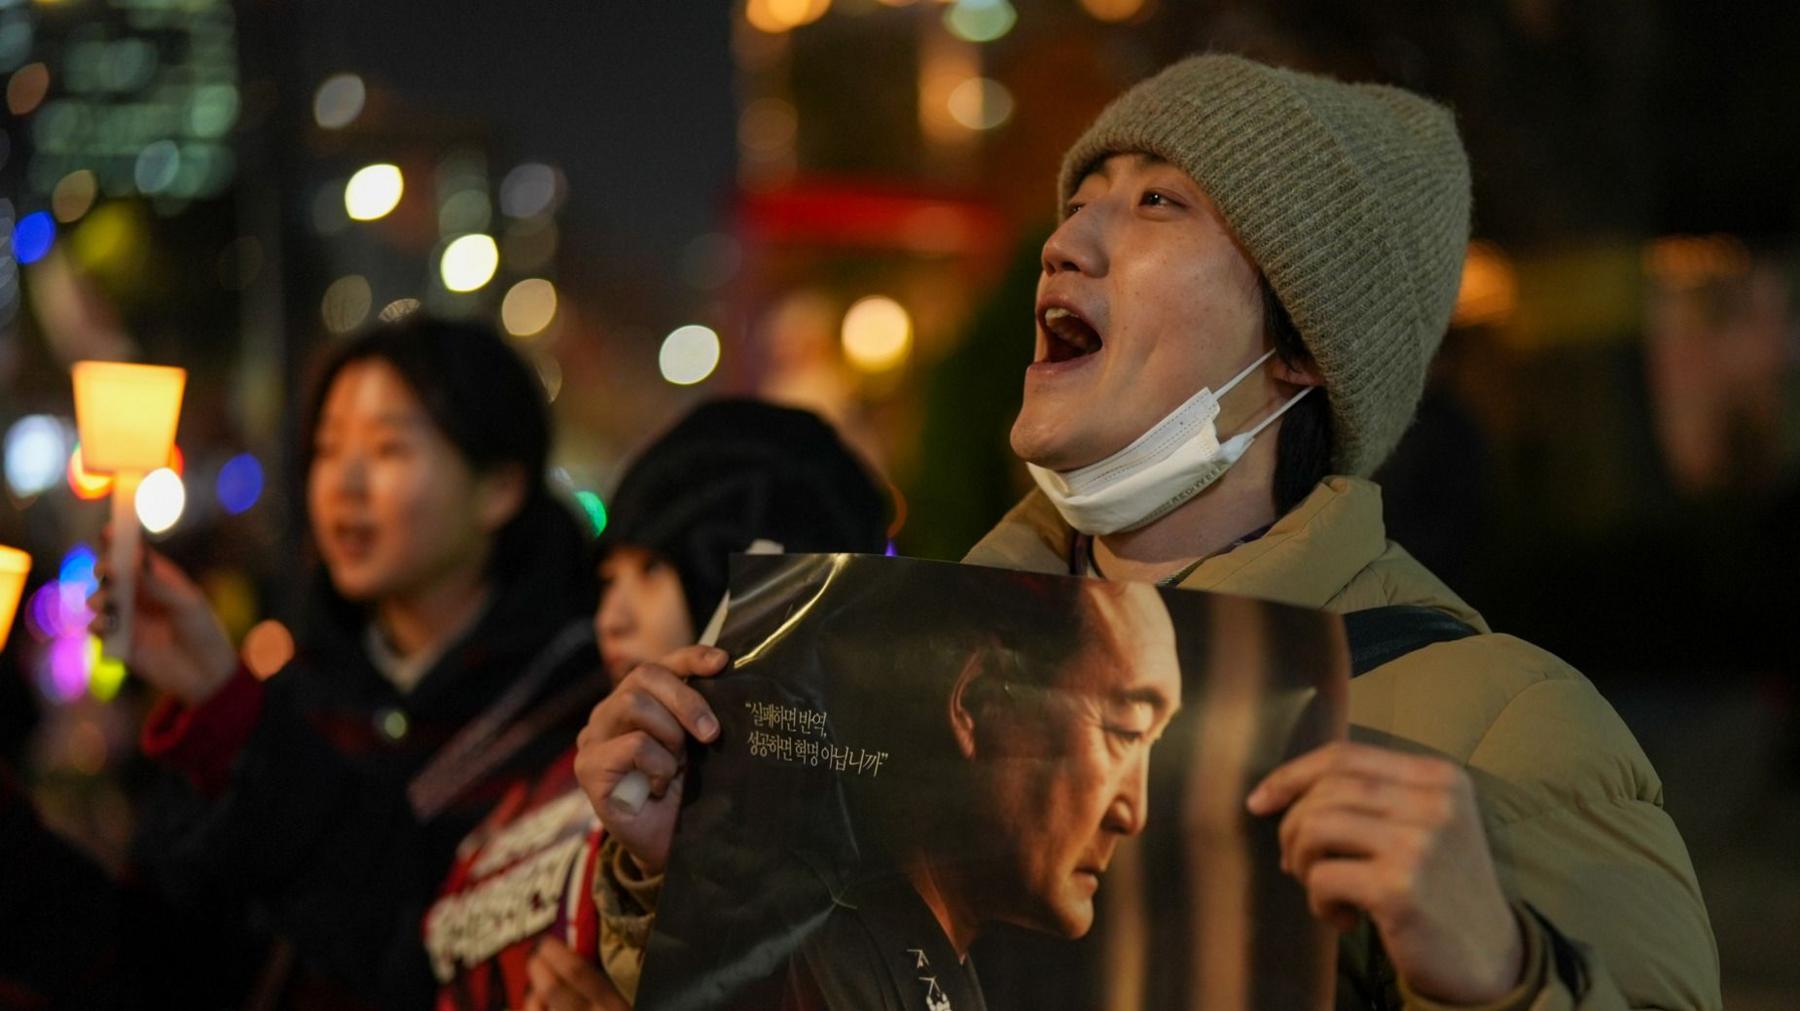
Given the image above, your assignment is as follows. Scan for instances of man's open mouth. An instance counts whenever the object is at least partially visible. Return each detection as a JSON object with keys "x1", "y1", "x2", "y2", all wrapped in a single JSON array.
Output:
[{"x1": 1040, "y1": 305, "x2": 1104, "y2": 363}]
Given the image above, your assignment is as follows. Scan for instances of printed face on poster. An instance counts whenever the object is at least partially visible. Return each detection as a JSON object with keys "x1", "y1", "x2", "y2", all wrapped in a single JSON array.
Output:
[{"x1": 638, "y1": 554, "x2": 1349, "y2": 1011}]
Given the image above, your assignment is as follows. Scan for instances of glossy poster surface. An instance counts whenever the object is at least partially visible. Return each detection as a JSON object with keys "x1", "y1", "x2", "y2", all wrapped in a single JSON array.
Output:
[{"x1": 640, "y1": 554, "x2": 1348, "y2": 1011}]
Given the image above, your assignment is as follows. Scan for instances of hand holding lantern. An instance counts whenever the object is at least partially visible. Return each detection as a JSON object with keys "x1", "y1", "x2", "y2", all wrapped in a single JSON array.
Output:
[{"x1": 72, "y1": 361, "x2": 186, "y2": 662}]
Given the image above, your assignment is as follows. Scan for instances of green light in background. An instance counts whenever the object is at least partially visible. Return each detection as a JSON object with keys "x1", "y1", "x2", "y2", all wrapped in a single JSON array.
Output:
[{"x1": 575, "y1": 490, "x2": 608, "y2": 536}]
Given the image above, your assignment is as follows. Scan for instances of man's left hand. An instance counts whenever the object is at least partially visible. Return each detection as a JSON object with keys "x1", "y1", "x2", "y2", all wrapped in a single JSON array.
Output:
[{"x1": 1247, "y1": 741, "x2": 1525, "y2": 1006}]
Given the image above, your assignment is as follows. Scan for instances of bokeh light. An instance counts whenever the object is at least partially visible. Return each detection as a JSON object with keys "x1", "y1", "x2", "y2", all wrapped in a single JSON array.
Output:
[
  {"x1": 45, "y1": 635, "x2": 89, "y2": 702},
  {"x1": 1453, "y1": 241, "x2": 1519, "y2": 328},
  {"x1": 380, "y1": 297, "x2": 421, "y2": 322},
  {"x1": 14, "y1": 210, "x2": 54, "y2": 264},
  {"x1": 439, "y1": 234, "x2": 499, "y2": 292},
  {"x1": 438, "y1": 189, "x2": 491, "y2": 236},
  {"x1": 531, "y1": 351, "x2": 564, "y2": 403},
  {"x1": 134, "y1": 467, "x2": 186, "y2": 534},
  {"x1": 659, "y1": 324, "x2": 722, "y2": 385},
  {"x1": 746, "y1": 0, "x2": 832, "y2": 34},
  {"x1": 242, "y1": 619, "x2": 295, "y2": 680},
  {"x1": 88, "y1": 638, "x2": 126, "y2": 702},
  {"x1": 313, "y1": 72, "x2": 366, "y2": 129},
  {"x1": 27, "y1": 579, "x2": 92, "y2": 646},
  {"x1": 841, "y1": 295, "x2": 914, "y2": 372},
  {"x1": 944, "y1": 0, "x2": 1016, "y2": 42},
  {"x1": 321, "y1": 274, "x2": 372, "y2": 334},
  {"x1": 344, "y1": 163, "x2": 404, "y2": 221},
  {"x1": 6, "y1": 61, "x2": 48, "y2": 116},
  {"x1": 1079, "y1": 0, "x2": 1147, "y2": 21},
  {"x1": 51, "y1": 169, "x2": 97, "y2": 223},
  {"x1": 739, "y1": 97, "x2": 799, "y2": 156},
  {"x1": 946, "y1": 77, "x2": 1013, "y2": 131},
  {"x1": 501, "y1": 278, "x2": 558, "y2": 338},
  {"x1": 5, "y1": 414, "x2": 67, "y2": 498},
  {"x1": 575, "y1": 489, "x2": 608, "y2": 536},
  {"x1": 216, "y1": 453, "x2": 264, "y2": 515},
  {"x1": 133, "y1": 140, "x2": 181, "y2": 195},
  {"x1": 66, "y1": 444, "x2": 113, "y2": 500},
  {"x1": 499, "y1": 163, "x2": 562, "y2": 219},
  {"x1": 58, "y1": 545, "x2": 98, "y2": 595}
]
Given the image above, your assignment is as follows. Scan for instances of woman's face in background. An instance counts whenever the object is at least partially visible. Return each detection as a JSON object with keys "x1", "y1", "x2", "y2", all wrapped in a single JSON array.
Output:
[
  {"x1": 307, "y1": 360, "x2": 506, "y2": 605},
  {"x1": 595, "y1": 546, "x2": 695, "y2": 682}
]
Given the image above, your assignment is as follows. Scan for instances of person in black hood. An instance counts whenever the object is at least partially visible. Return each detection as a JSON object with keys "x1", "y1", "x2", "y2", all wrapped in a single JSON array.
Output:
[{"x1": 99, "y1": 316, "x2": 600, "y2": 1009}]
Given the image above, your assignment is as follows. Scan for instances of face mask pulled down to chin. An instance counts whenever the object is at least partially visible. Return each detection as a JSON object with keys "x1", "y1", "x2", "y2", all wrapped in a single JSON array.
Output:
[{"x1": 1027, "y1": 348, "x2": 1312, "y2": 536}]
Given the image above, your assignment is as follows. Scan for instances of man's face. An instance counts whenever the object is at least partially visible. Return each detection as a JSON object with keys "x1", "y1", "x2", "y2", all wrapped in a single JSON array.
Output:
[
  {"x1": 967, "y1": 582, "x2": 1180, "y2": 938},
  {"x1": 1011, "y1": 153, "x2": 1268, "y2": 472}
]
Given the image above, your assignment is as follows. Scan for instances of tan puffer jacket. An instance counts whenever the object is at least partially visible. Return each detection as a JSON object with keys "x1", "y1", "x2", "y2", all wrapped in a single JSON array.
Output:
[{"x1": 962, "y1": 476, "x2": 1721, "y2": 1011}]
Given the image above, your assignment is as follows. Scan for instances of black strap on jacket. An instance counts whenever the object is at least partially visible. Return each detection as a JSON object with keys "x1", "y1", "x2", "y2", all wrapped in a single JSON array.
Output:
[{"x1": 1343, "y1": 605, "x2": 1479, "y2": 678}]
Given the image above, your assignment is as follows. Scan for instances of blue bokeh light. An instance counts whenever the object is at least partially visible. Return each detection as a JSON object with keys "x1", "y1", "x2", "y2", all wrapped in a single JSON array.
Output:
[
  {"x1": 13, "y1": 211, "x2": 55, "y2": 265},
  {"x1": 58, "y1": 544, "x2": 99, "y2": 597},
  {"x1": 216, "y1": 453, "x2": 264, "y2": 515}
]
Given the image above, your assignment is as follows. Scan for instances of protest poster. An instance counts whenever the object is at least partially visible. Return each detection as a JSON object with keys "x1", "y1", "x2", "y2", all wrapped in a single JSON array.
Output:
[{"x1": 638, "y1": 553, "x2": 1348, "y2": 1011}]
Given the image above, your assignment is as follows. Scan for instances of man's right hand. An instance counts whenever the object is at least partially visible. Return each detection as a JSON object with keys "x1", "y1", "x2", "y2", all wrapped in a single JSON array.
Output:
[
  {"x1": 89, "y1": 528, "x2": 237, "y2": 707},
  {"x1": 573, "y1": 644, "x2": 729, "y2": 875}
]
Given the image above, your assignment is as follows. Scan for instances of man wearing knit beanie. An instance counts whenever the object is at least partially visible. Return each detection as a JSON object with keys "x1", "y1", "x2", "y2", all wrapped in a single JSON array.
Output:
[
  {"x1": 574, "y1": 54, "x2": 1719, "y2": 1011},
  {"x1": 971, "y1": 53, "x2": 1720, "y2": 1010}
]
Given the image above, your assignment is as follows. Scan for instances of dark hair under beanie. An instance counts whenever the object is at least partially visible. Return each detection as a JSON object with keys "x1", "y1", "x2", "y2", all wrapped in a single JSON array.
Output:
[{"x1": 598, "y1": 399, "x2": 889, "y2": 631}]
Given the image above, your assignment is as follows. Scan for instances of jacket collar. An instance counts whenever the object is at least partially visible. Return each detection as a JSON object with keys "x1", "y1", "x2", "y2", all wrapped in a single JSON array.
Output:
[{"x1": 963, "y1": 476, "x2": 1389, "y2": 611}]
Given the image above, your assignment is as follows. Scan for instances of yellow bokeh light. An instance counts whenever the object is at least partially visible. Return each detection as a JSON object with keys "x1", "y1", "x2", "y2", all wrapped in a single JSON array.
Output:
[
  {"x1": 946, "y1": 77, "x2": 1013, "y2": 131},
  {"x1": 746, "y1": 0, "x2": 831, "y2": 33},
  {"x1": 66, "y1": 444, "x2": 113, "y2": 500},
  {"x1": 344, "y1": 163, "x2": 404, "y2": 221},
  {"x1": 439, "y1": 234, "x2": 500, "y2": 293},
  {"x1": 88, "y1": 638, "x2": 127, "y2": 702},
  {"x1": 1079, "y1": 0, "x2": 1146, "y2": 21},
  {"x1": 501, "y1": 278, "x2": 558, "y2": 338},
  {"x1": 841, "y1": 295, "x2": 913, "y2": 372},
  {"x1": 659, "y1": 325, "x2": 722, "y2": 385},
  {"x1": 70, "y1": 202, "x2": 141, "y2": 275},
  {"x1": 1452, "y1": 241, "x2": 1519, "y2": 328}
]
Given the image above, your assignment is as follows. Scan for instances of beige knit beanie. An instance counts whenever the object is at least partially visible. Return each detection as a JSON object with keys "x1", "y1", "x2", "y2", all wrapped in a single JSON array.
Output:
[{"x1": 1059, "y1": 54, "x2": 1471, "y2": 478}]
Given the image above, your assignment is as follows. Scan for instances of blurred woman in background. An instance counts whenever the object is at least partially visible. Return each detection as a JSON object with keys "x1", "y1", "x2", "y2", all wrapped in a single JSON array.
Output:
[
  {"x1": 424, "y1": 399, "x2": 888, "y2": 1011},
  {"x1": 99, "y1": 316, "x2": 600, "y2": 1009}
]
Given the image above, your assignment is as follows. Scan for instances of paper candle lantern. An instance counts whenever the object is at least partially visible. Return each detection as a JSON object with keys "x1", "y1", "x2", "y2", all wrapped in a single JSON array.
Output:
[
  {"x1": 71, "y1": 361, "x2": 187, "y2": 660},
  {"x1": 72, "y1": 362, "x2": 187, "y2": 472},
  {"x1": 0, "y1": 545, "x2": 28, "y2": 654}
]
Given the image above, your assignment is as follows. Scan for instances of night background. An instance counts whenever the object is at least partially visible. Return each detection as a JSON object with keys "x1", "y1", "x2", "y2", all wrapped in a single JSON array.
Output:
[{"x1": 2, "y1": 0, "x2": 1797, "y2": 1005}]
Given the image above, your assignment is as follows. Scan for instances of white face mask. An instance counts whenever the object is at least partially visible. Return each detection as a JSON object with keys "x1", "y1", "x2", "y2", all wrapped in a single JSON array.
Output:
[{"x1": 1027, "y1": 348, "x2": 1313, "y2": 536}]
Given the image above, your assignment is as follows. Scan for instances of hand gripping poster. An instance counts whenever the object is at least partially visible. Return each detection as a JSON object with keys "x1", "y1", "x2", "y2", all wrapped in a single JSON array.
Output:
[{"x1": 636, "y1": 554, "x2": 1349, "y2": 1011}]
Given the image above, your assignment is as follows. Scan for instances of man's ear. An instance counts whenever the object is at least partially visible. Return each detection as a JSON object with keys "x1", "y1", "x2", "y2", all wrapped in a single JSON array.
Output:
[
  {"x1": 948, "y1": 648, "x2": 990, "y2": 761},
  {"x1": 475, "y1": 463, "x2": 528, "y2": 533},
  {"x1": 1269, "y1": 349, "x2": 1324, "y2": 389}
]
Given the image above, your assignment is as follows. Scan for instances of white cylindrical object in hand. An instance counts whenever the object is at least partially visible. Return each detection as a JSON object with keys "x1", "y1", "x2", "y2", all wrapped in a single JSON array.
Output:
[{"x1": 105, "y1": 476, "x2": 141, "y2": 662}]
